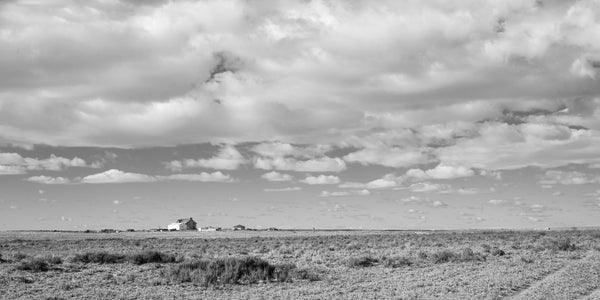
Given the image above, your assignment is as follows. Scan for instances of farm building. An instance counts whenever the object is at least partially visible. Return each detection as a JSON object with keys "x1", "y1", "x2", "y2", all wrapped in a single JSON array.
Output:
[
  {"x1": 198, "y1": 226, "x2": 222, "y2": 232},
  {"x1": 233, "y1": 224, "x2": 246, "y2": 231},
  {"x1": 167, "y1": 218, "x2": 197, "y2": 231}
]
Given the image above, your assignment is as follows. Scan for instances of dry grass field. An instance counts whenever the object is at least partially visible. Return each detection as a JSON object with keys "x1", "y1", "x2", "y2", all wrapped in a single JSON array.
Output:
[{"x1": 1, "y1": 229, "x2": 600, "y2": 299}]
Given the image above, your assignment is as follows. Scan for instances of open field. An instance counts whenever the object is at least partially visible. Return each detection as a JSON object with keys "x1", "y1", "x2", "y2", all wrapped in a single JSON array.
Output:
[{"x1": 1, "y1": 230, "x2": 600, "y2": 299}]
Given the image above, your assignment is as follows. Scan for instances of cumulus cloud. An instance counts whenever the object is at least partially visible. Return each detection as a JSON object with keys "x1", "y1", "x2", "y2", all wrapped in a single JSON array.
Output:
[
  {"x1": 0, "y1": 165, "x2": 26, "y2": 175},
  {"x1": 319, "y1": 189, "x2": 370, "y2": 197},
  {"x1": 251, "y1": 142, "x2": 331, "y2": 158},
  {"x1": 409, "y1": 182, "x2": 451, "y2": 193},
  {"x1": 0, "y1": 152, "x2": 97, "y2": 174},
  {"x1": 539, "y1": 170, "x2": 600, "y2": 185},
  {"x1": 263, "y1": 187, "x2": 302, "y2": 192},
  {"x1": 432, "y1": 200, "x2": 447, "y2": 207},
  {"x1": 26, "y1": 175, "x2": 71, "y2": 185},
  {"x1": 29, "y1": 169, "x2": 235, "y2": 184},
  {"x1": 343, "y1": 147, "x2": 434, "y2": 168},
  {"x1": 254, "y1": 156, "x2": 346, "y2": 172},
  {"x1": 260, "y1": 171, "x2": 293, "y2": 182},
  {"x1": 488, "y1": 199, "x2": 506, "y2": 205},
  {"x1": 300, "y1": 175, "x2": 340, "y2": 185},
  {"x1": 1, "y1": 0, "x2": 599, "y2": 150},
  {"x1": 81, "y1": 169, "x2": 157, "y2": 184},
  {"x1": 159, "y1": 172, "x2": 234, "y2": 182},
  {"x1": 406, "y1": 164, "x2": 474, "y2": 180},
  {"x1": 166, "y1": 145, "x2": 246, "y2": 171},
  {"x1": 365, "y1": 174, "x2": 402, "y2": 189}
]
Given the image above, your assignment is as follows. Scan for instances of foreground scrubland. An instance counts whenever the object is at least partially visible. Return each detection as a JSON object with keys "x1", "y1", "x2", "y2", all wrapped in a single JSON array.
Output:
[{"x1": 1, "y1": 229, "x2": 599, "y2": 299}]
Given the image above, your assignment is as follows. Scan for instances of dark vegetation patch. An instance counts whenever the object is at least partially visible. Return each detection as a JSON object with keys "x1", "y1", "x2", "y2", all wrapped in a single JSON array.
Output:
[
  {"x1": 71, "y1": 250, "x2": 178, "y2": 265},
  {"x1": 71, "y1": 252, "x2": 127, "y2": 264},
  {"x1": 163, "y1": 256, "x2": 304, "y2": 286},
  {"x1": 15, "y1": 255, "x2": 62, "y2": 272},
  {"x1": 130, "y1": 250, "x2": 178, "y2": 265},
  {"x1": 430, "y1": 247, "x2": 486, "y2": 264},
  {"x1": 382, "y1": 255, "x2": 412, "y2": 268},
  {"x1": 536, "y1": 237, "x2": 577, "y2": 252},
  {"x1": 346, "y1": 255, "x2": 379, "y2": 268}
]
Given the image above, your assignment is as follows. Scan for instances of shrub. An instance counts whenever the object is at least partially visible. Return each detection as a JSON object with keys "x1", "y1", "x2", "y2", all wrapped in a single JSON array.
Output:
[
  {"x1": 520, "y1": 255, "x2": 534, "y2": 264},
  {"x1": 431, "y1": 250, "x2": 456, "y2": 264},
  {"x1": 294, "y1": 268, "x2": 321, "y2": 281},
  {"x1": 346, "y1": 255, "x2": 378, "y2": 268},
  {"x1": 481, "y1": 244, "x2": 491, "y2": 253},
  {"x1": 0, "y1": 253, "x2": 5, "y2": 263},
  {"x1": 13, "y1": 252, "x2": 28, "y2": 261},
  {"x1": 554, "y1": 238, "x2": 576, "y2": 251},
  {"x1": 382, "y1": 256, "x2": 412, "y2": 268},
  {"x1": 130, "y1": 251, "x2": 176, "y2": 265},
  {"x1": 491, "y1": 248, "x2": 506, "y2": 256},
  {"x1": 71, "y1": 252, "x2": 127, "y2": 264},
  {"x1": 43, "y1": 255, "x2": 62, "y2": 265},
  {"x1": 16, "y1": 258, "x2": 50, "y2": 272},
  {"x1": 458, "y1": 247, "x2": 485, "y2": 262},
  {"x1": 536, "y1": 237, "x2": 577, "y2": 252},
  {"x1": 164, "y1": 256, "x2": 296, "y2": 286}
]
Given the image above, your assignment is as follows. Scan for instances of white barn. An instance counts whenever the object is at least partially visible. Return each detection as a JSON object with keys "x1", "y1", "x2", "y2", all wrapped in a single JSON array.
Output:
[{"x1": 167, "y1": 218, "x2": 197, "y2": 231}]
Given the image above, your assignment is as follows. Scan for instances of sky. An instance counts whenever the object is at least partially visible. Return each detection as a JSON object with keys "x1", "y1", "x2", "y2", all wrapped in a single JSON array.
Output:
[{"x1": 1, "y1": 0, "x2": 600, "y2": 230}]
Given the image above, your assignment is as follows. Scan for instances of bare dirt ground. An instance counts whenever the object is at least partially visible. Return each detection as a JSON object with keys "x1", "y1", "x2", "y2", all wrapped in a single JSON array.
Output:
[{"x1": 1, "y1": 230, "x2": 599, "y2": 299}]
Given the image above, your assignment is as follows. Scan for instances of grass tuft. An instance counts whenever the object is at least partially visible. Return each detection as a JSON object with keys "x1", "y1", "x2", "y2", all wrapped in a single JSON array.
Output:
[
  {"x1": 71, "y1": 252, "x2": 127, "y2": 264},
  {"x1": 346, "y1": 255, "x2": 379, "y2": 267},
  {"x1": 382, "y1": 255, "x2": 412, "y2": 268},
  {"x1": 16, "y1": 258, "x2": 50, "y2": 272},
  {"x1": 130, "y1": 251, "x2": 177, "y2": 265},
  {"x1": 164, "y1": 256, "x2": 296, "y2": 286}
]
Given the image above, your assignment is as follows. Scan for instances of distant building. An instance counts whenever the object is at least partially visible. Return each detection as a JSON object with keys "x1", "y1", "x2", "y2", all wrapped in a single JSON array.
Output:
[
  {"x1": 167, "y1": 218, "x2": 197, "y2": 231},
  {"x1": 233, "y1": 224, "x2": 246, "y2": 231},
  {"x1": 266, "y1": 227, "x2": 278, "y2": 231},
  {"x1": 199, "y1": 226, "x2": 222, "y2": 232}
]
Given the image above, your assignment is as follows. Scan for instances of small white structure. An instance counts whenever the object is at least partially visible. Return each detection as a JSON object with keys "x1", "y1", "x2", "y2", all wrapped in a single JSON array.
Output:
[
  {"x1": 198, "y1": 226, "x2": 222, "y2": 232},
  {"x1": 167, "y1": 218, "x2": 197, "y2": 231}
]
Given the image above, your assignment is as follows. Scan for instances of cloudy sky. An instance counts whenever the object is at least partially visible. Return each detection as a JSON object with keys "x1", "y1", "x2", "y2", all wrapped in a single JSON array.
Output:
[{"x1": 1, "y1": 0, "x2": 600, "y2": 230}]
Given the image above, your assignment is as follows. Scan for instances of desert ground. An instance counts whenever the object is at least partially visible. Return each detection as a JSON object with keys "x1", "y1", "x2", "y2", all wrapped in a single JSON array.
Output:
[{"x1": 1, "y1": 229, "x2": 600, "y2": 299}]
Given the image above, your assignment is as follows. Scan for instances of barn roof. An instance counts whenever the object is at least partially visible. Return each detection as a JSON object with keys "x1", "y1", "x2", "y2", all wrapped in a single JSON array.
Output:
[{"x1": 176, "y1": 218, "x2": 195, "y2": 224}]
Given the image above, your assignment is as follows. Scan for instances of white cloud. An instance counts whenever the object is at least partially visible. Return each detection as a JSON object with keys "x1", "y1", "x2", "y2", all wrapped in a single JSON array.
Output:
[
  {"x1": 406, "y1": 163, "x2": 474, "y2": 180},
  {"x1": 26, "y1": 175, "x2": 71, "y2": 185},
  {"x1": 25, "y1": 169, "x2": 236, "y2": 184},
  {"x1": 366, "y1": 174, "x2": 401, "y2": 189},
  {"x1": 159, "y1": 172, "x2": 234, "y2": 182},
  {"x1": 300, "y1": 175, "x2": 340, "y2": 185},
  {"x1": 81, "y1": 169, "x2": 156, "y2": 184},
  {"x1": 539, "y1": 170, "x2": 599, "y2": 185},
  {"x1": 0, "y1": 152, "x2": 96, "y2": 174},
  {"x1": 338, "y1": 182, "x2": 367, "y2": 189},
  {"x1": 263, "y1": 187, "x2": 302, "y2": 192},
  {"x1": 343, "y1": 147, "x2": 434, "y2": 168},
  {"x1": 409, "y1": 182, "x2": 450, "y2": 193},
  {"x1": 319, "y1": 189, "x2": 370, "y2": 197},
  {"x1": 260, "y1": 171, "x2": 293, "y2": 182},
  {"x1": 1, "y1": 0, "x2": 598, "y2": 151},
  {"x1": 436, "y1": 122, "x2": 600, "y2": 170},
  {"x1": 0, "y1": 0, "x2": 599, "y2": 184},
  {"x1": 432, "y1": 200, "x2": 447, "y2": 207},
  {"x1": 167, "y1": 145, "x2": 246, "y2": 171},
  {"x1": 0, "y1": 165, "x2": 26, "y2": 175},
  {"x1": 251, "y1": 142, "x2": 331, "y2": 158},
  {"x1": 254, "y1": 156, "x2": 346, "y2": 172},
  {"x1": 488, "y1": 199, "x2": 506, "y2": 205}
]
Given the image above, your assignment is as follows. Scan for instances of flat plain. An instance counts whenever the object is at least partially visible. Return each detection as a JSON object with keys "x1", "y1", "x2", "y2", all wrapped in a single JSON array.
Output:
[{"x1": 1, "y1": 229, "x2": 600, "y2": 299}]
